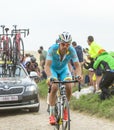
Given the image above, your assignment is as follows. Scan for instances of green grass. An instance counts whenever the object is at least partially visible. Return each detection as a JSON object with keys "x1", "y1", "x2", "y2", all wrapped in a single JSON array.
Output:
[
  {"x1": 38, "y1": 80, "x2": 114, "y2": 121},
  {"x1": 70, "y1": 94, "x2": 114, "y2": 121},
  {"x1": 37, "y1": 80, "x2": 48, "y2": 99}
]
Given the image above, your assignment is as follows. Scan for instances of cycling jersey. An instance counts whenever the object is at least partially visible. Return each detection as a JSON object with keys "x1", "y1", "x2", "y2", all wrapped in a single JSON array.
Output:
[{"x1": 46, "y1": 43, "x2": 79, "y2": 80}]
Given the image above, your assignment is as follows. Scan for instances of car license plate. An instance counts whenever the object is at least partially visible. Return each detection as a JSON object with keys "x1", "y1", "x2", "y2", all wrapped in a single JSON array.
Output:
[{"x1": 0, "y1": 96, "x2": 18, "y2": 102}]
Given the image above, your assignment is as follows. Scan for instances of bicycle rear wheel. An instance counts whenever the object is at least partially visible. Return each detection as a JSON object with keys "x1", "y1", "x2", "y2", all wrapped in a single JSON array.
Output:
[
  {"x1": 62, "y1": 99, "x2": 70, "y2": 130},
  {"x1": 12, "y1": 37, "x2": 24, "y2": 64}
]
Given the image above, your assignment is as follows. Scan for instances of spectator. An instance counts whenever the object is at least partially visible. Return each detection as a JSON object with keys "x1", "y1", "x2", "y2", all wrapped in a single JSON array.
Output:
[
  {"x1": 71, "y1": 41, "x2": 84, "y2": 85},
  {"x1": 25, "y1": 56, "x2": 40, "y2": 77},
  {"x1": 22, "y1": 53, "x2": 31, "y2": 68},
  {"x1": 72, "y1": 41, "x2": 83, "y2": 63},
  {"x1": 87, "y1": 36, "x2": 106, "y2": 59},
  {"x1": 93, "y1": 51, "x2": 114, "y2": 100},
  {"x1": 83, "y1": 56, "x2": 96, "y2": 92},
  {"x1": 39, "y1": 46, "x2": 47, "y2": 60},
  {"x1": 38, "y1": 48, "x2": 47, "y2": 80},
  {"x1": 87, "y1": 36, "x2": 105, "y2": 95},
  {"x1": 38, "y1": 46, "x2": 47, "y2": 69}
]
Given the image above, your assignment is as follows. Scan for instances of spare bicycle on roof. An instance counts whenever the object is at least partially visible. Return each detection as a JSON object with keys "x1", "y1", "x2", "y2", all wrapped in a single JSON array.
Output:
[
  {"x1": 0, "y1": 25, "x2": 29, "y2": 76},
  {"x1": 11, "y1": 25, "x2": 29, "y2": 65},
  {"x1": 0, "y1": 25, "x2": 13, "y2": 76},
  {"x1": 0, "y1": 25, "x2": 12, "y2": 62}
]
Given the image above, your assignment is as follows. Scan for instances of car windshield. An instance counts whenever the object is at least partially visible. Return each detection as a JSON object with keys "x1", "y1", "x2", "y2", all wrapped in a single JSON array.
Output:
[{"x1": 0, "y1": 64, "x2": 27, "y2": 78}]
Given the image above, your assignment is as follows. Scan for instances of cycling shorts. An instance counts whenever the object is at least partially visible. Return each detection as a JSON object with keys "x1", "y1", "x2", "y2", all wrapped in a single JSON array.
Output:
[{"x1": 50, "y1": 66, "x2": 72, "y2": 81}]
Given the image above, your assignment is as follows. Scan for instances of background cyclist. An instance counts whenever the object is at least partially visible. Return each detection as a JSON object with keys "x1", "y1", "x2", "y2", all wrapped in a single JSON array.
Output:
[{"x1": 45, "y1": 32, "x2": 82, "y2": 125}]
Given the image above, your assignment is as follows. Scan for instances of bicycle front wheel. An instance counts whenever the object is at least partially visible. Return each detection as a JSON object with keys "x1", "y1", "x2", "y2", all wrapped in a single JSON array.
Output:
[
  {"x1": 55, "y1": 102, "x2": 61, "y2": 130},
  {"x1": 62, "y1": 99, "x2": 70, "y2": 130}
]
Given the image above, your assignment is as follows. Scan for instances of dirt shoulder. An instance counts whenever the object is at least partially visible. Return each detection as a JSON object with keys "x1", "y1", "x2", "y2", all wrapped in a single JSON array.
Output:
[{"x1": 0, "y1": 99, "x2": 114, "y2": 130}]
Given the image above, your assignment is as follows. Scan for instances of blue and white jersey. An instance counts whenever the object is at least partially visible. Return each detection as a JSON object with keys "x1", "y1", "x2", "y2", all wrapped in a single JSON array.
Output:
[{"x1": 46, "y1": 43, "x2": 79, "y2": 72}]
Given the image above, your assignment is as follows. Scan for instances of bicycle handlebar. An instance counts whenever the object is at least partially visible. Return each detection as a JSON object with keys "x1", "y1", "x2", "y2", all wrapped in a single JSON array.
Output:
[
  {"x1": 52, "y1": 80, "x2": 79, "y2": 84},
  {"x1": 11, "y1": 29, "x2": 29, "y2": 37},
  {"x1": 51, "y1": 80, "x2": 81, "y2": 92}
]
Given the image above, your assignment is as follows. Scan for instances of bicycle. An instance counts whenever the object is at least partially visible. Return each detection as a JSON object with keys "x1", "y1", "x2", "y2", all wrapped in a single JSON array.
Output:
[
  {"x1": 0, "y1": 25, "x2": 12, "y2": 62},
  {"x1": 49, "y1": 80, "x2": 79, "y2": 130},
  {"x1": 11, "y1": 25, "x2": 29, "y2": 64},
  {"x1": 0, "y1": 25, "x2": 12, "y2": 75}
]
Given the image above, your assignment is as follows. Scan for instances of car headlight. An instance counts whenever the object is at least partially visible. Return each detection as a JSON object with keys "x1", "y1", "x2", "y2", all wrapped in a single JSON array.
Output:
[{"x1": 26, "y1": 85, "x2": 37, "y2": 92}]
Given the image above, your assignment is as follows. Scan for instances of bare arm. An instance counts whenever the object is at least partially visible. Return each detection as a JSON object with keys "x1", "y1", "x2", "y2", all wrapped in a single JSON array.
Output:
[
  {"x1": 68, "y1": 62, "x2": 73, "y2": 72},
  {"x1": 44, "y1": 60, "x2": 52, "y2": 77},
  {"x1": 73, "y1": 62, "x2": 82, "y2": 77}
]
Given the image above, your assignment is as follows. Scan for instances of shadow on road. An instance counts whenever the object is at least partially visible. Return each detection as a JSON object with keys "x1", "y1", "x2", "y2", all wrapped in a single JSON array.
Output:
[{"x1": 0, "y1": 109, "x2": 38, "y2": 117}]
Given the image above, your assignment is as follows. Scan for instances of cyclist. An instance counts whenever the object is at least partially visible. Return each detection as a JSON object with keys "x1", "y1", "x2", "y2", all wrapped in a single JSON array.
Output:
[
  {"x1": 45, "y1": 32, "x2": 82, "y2": 125},
  {"x1": 93, "y1": 51, "x2": 114, "y2": 100}
]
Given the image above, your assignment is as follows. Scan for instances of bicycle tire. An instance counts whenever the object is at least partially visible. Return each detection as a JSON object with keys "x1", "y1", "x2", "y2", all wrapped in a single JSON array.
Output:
[
  {"x1": 6, "y1": 37, "x2": 12, "y2": 61},
  {"x1": 62, "y1": 99, "x2": 70, "y2": 130},
  {"x1": 55, "y1": 102, "x2": 61, "y2": 130},
  {"x1": 2, "y1": 37, "x2": 12, "y2": 61},
  {"x1": 12, "y1": 37, "x2": 24, "y2": 64}
]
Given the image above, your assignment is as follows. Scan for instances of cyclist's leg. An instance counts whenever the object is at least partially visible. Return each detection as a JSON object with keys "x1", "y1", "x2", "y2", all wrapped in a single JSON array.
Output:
[
  {"x1": 60, "y1": 66, "x2": 72, "y2": 101},
  {"x1": 59, "y1": 67, "x2": 72, "y2": 129},
  {"x1": 49, "y1": 68, "x2": 58, "y2": 124},
  {"x1": 62, "y1": 99, "x2": 70, "y2": 130}
]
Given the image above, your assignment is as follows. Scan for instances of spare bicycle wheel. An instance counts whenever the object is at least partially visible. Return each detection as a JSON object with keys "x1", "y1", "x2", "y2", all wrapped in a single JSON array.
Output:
[{"x1": 12, "y1": 37, "x2": 24, "y2": 64}]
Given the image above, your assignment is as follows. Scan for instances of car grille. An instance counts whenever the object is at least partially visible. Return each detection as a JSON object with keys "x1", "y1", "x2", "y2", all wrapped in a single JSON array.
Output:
[{"x1": 0, "y1": 86, "x2": 24, "y2": 95}]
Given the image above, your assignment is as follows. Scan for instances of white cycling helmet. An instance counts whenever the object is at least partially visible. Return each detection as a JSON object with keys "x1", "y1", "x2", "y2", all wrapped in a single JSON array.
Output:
[{"x1": 59, "y1": 32, "x2": 72, "y2": 43}]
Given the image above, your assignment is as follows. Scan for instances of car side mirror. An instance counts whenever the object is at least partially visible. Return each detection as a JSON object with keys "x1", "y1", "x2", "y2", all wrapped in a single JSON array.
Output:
[
  {"x1": 29, "y1": 71, "x2": 38, "y2": 78},
  {"x1": 29, "y1": 71, "x2": 40, "y2": 83}
]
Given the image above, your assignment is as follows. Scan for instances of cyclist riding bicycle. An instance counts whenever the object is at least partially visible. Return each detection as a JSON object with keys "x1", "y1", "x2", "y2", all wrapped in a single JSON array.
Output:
[{"x1": 45, "y1": 32, "x2": 82, "y2": 125}]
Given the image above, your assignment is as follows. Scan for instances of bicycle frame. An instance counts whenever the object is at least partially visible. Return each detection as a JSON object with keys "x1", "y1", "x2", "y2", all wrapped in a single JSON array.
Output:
[
  {"x1": 0, "y1": 26, "x2": 12, "y2": 61},
  {"x1": 52, "y1": 80, "x2": 78, "y2": 130},
  {"x1": 0, "y1": 26, "x2": 13, "y2": 75}
]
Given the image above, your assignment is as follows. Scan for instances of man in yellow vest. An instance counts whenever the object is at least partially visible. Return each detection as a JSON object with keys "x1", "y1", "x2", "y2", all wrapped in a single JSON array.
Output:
[
  {"x1": 87, "y1": 36, "x2": 105, "y2": 93},
  {"x1": 87, "y1": 36, "x2": 106, "y2": 59}
]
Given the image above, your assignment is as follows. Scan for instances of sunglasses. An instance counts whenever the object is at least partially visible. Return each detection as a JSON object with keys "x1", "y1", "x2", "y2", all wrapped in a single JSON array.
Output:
[{"x1": 61, "y1": 43, "x2": 70, "y2": 47}]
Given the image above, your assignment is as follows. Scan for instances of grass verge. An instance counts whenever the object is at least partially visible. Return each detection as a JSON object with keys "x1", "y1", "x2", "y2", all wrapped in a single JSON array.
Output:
[{"x1": 38, "y1": 80, "x2": 114, "y2": 121}]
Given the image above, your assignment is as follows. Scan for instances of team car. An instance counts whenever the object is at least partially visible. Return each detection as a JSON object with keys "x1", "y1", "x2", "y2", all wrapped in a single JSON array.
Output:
[{"x1": 0, "y1": 63, "x2": 40, "y2": 112}]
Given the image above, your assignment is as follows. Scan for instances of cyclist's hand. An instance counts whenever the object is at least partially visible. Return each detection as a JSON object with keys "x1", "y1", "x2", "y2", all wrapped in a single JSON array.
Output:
[
  {"x1": 75, "y1": 75, "x2": 81, "y2": 82},
  {"x1": 46, "y1": 77, "x2": 56, "y2": 85}
]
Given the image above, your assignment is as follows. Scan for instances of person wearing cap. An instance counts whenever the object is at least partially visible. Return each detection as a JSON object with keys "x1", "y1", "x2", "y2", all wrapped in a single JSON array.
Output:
[{"x1": 45, "y1": 32, "x2": 82, "y2": 125}]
